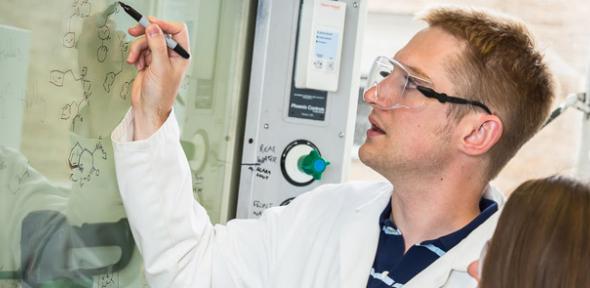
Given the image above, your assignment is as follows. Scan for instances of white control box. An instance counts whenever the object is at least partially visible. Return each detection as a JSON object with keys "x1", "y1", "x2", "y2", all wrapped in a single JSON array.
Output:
[
  {"x1": 295, "y1": 0, "x2": 347, "y2": 92},
  {"x1": 237, "y1": 0, "x2": 366, "y2": 218}
]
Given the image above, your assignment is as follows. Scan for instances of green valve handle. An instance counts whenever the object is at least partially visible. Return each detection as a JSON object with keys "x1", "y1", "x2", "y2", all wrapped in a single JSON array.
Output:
[{"x1": 298, "y1": 149, "x2": 330, "y2": 180}]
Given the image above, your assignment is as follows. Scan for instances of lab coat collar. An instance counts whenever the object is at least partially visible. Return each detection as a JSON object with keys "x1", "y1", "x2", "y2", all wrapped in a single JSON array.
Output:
[
  {"x1": 482, "y1": 185, "x2": 505, "y2": 206},
  {"x1": 338, "y1": 183, "x2": 505, "y2": 288},
  {"x1": 339, "y1": 182, "x2": 392, "y2": 288},
  {"x1": 405, "y1": 185, "x2": 505, "y2": 287}
]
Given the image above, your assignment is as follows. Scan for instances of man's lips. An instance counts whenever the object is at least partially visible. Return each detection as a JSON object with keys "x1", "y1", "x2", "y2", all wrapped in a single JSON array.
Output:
[
  {"x1": 367, "y1": 116, "x2": 386, "y2": 137},
  {"x1": 369, "y1": 124, "x2": 385, "y2": 133}
]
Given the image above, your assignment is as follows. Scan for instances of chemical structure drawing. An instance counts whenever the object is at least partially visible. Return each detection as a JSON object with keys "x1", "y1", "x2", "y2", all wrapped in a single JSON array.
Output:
[
  {"x1": 103, "y1": 34, "x2": 132, "y2": 94},
  {"x1": 68, "y1": 138, "x2": 107, "y2": 187},
  {"x1": 120, "y1": 41, "x2": 129, "y2": 57},
  {"x1": 97, "y1": 26, "x2": 111, "y2": 63},
  {"x1": 49, "y1": 66, "x2": 92, "y2": 129},
  {"x1": 7, "y1": 166, "x2": 32, "y2": 194},
  {"x1": 94, "y1": 269, "x2": 119, "y2": 288},
  {"x1": 60, "y1": 99, "x2": 86, "y2": 131},
  {"x1": 54, "y1": 2, "x2": 133, "y2": 130},
  {"x1": 96, "y1": 3, "x2": 120, "y2": 63},
  {"x1": 49, "y1": 67, "x2": 89, "y2": 88},
  {"x1": 103, "y1": 71, "x2": 121, "y2": 93},
  {"x1": 63, "y1": 0, "x2": 92, "y2": 48},
  {"x1": 191, "y1": 170, "x2": 205, "y2": 202},
  {"x1": 120, "y1": 79, "x2": 133, "y2": 100}
]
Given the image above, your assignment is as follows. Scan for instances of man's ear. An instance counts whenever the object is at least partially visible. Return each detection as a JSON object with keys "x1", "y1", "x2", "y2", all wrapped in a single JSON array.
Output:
[{"x1": 460, "y1": 114, "x2": 503, "y2": 156}]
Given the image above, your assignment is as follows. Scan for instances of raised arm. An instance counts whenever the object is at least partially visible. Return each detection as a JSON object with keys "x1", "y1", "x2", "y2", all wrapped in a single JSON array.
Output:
[
  {"x1": 111, "y1": 17, "x2": 274, "y2": 287},
  {"x1": 125, "y1": 17, "x2": 190, "y2": 140}
]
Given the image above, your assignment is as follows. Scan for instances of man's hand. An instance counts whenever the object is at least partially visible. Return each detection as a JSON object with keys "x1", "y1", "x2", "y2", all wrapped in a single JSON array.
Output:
[{"x1": 126, "y1": 17, "x2": 190, "y2": 140}]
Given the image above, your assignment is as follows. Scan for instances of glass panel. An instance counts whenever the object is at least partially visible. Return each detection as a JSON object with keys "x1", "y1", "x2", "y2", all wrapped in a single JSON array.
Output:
[{"x1": 0, "y1": 0, "x2": 253, "y2": 286}]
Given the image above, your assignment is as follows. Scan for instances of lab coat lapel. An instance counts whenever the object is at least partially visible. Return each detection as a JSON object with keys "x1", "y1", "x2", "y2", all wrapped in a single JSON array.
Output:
[
  {"x1": 404, "y1": 186, "x2": 505, "y2": 288},
  {"x1": 339, "y1": 191, "x2": 390, "y2": 288},
  {"x1": 404, "y1": 211, "x2": 501, "y2": 287}
]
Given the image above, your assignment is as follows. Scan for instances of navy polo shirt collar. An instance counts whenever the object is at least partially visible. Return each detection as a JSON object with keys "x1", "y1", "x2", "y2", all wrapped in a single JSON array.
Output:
[
  {"x1": 368, "y1": 197, "x2": 498, "y2": 287},
  {"x1": 378, "y1": 197, "x2": 498, "y2": 252}
]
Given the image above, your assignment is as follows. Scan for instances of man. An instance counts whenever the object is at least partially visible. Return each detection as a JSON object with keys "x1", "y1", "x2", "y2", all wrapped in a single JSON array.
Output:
[{"x1": 112, "y1": 7, "x2": 554, "y2": 287}]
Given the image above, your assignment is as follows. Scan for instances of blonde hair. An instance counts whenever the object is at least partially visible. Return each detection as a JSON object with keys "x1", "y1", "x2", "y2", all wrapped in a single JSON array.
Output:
[{"x1": 420, "y1": 7, "x2": 555, "y2": 179}]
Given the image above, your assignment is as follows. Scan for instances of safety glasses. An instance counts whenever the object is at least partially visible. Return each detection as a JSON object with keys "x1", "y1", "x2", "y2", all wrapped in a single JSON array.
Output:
[{"x1": 364, "y1": 56, "x2": 492, "y2": 114}]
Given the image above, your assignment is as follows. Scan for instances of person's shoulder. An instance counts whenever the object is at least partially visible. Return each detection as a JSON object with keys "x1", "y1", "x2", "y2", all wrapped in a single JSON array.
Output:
[
  {"x1": 260, "y1": 181, "x2": 391, "y2": 238},
  {"x1": 292, "y1": 180, "x2": 392, "y2": 210},
  {"x1": 259, "y1": 181, "x2": 391, "y2": 224}
]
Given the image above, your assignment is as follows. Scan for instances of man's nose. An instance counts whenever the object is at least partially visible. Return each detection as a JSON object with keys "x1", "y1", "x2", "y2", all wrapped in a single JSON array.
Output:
[{"x1": 363, "y1": 85, "x2": 379, "y2": 105}]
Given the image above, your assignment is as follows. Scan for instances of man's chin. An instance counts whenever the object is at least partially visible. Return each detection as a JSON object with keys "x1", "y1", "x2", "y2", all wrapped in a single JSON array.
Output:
[{"x1": 358, "y1": 144, "x2": 372, "y2": 166}]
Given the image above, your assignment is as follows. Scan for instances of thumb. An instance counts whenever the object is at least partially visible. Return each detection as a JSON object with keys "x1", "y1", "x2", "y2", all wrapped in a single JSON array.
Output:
[{"x1": 145, "y1": 24, "x2": 170, "y2": 69}]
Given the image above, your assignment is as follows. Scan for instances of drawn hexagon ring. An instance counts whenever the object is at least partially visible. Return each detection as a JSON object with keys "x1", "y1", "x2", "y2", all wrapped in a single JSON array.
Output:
[{"x1": 97, "y1": 45, "x2": 108, "y2": 62}]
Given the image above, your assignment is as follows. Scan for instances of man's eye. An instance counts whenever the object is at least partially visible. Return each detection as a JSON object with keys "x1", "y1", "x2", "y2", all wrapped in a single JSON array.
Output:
[{"x1": 406, "y1": 77, "x2": 418, "y2": 89}]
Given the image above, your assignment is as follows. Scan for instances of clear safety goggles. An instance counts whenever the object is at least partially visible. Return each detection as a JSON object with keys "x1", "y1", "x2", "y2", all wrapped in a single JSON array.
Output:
[
  {"x1": 363, "y1": 56, "x2": 493, "y2": 114},
  {"x1": 364, "y1": 56, "x2": 433, "y2": 110}
]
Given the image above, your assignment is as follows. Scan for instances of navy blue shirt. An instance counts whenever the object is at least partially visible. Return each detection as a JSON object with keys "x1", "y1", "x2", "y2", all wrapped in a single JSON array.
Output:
[{"x1": 367, "y1": 198, "x2": 498, "y2": 287}]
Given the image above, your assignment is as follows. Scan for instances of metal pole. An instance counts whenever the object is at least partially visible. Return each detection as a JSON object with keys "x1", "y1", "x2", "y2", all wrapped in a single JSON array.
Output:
[{"x1": 576, "y1": 75, "x2": 590, "y2": 180}]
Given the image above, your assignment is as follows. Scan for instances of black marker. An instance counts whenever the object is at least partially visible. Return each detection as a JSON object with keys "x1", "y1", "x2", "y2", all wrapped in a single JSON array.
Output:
[{"x1": 118, "y1": 1, "x2": 190, "y2": 59}]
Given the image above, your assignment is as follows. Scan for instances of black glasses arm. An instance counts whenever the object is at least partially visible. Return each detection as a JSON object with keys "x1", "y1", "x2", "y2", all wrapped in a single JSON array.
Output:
[{"x1": 416, "y1": 86, "x2": 492, "y2": 114}]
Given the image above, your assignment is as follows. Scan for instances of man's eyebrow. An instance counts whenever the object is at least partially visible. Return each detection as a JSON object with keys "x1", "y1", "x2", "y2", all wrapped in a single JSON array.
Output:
[
  {"x1": 405, "y1": 64, "x2": 432, "y2": 82},
  {"x1": 392, "y1": 55, "x2": 432, "y2": 81}
]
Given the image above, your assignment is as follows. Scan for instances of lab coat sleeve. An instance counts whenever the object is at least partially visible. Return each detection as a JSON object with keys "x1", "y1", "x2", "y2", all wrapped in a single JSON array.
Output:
[
  {"x1": 111, "y1": 109, "x2": 276, "y2": 287},
  {"x1": 111, "y1": 109, "x2": 216, "y2": 287}
]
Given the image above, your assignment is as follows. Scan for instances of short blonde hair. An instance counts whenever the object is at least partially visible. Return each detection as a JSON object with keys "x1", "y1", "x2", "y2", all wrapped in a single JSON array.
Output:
[{"x1": 420, "y1": 7, "x2": 555, "y2": 179}]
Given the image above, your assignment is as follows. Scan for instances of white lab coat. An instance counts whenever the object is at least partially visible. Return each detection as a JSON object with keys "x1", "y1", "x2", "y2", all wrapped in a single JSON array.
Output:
[{"x1": 112, "y1": 110, "x2": 505, "y2": 288}]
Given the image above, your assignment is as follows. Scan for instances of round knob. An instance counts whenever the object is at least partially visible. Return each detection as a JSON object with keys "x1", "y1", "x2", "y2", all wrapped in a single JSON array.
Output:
[{"x1": 298, "y1": 149, "x2": 330, "y2": 180}]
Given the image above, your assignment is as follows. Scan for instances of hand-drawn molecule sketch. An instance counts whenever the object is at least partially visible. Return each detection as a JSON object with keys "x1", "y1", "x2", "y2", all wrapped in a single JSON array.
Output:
[
  {"x1": 7, "y1": 166, "x2": 32, "y2": 194},
  {"x1": 192, "y1": 171, "x2": 205, "y2": 202},
  {"x1": 63, "y1": 32, "x2": 76, "y2": 48},
  {"x1": 103, "y1": 71, "x2": 121, "y2": 93},
  {"x1": 82, "y1": 79, "x2": 92, "y2": 98},
  {"x1": 72, "y1": 0, "x2": 91, "y2": 18},
  {"x1": 68, "y1": 138, "x2": 107, "y2": 187},
  {"x1": 60, "y1": 100, "x2": 85, "y2": 131},
  {"x1": 120, "y1": 41, "x2": 129, "y2": 57},
  {"x1": 49, "y1": 70, "x2": 66, "y2": 87},
  {"x1": 96, "y1": 3, "x2": 119, "y2": 63},
  {"x1": 49, "y1": 67, "x2": 89, "y2": 89},
  {"x1": 94, "y1": 4, "x2": 132, "y2": 97},
  {"x1": 120, "y1": 79, "x2": 133, "y2": 100},
  {"x1": 60, "y1": 100, "x2": 79, "y2": 120},
  {"x1": 97, "y1": 25, "x2": 111, "y2": 40},
  {"x1": 49, "y1": 67, "x2": 92, "y2": 129},
  {"x1": 103, "y1": 36, "x2": 132, "y2": 94},
  {"x1": 94, "y1": 269, "x2": 119, "y2": 288},
  {"x1": 97, "y1": 26, "x2": 110, "y2": 63},
  {"x1": 63, "y1": 0, "x2": 92, "y2": 48}
]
